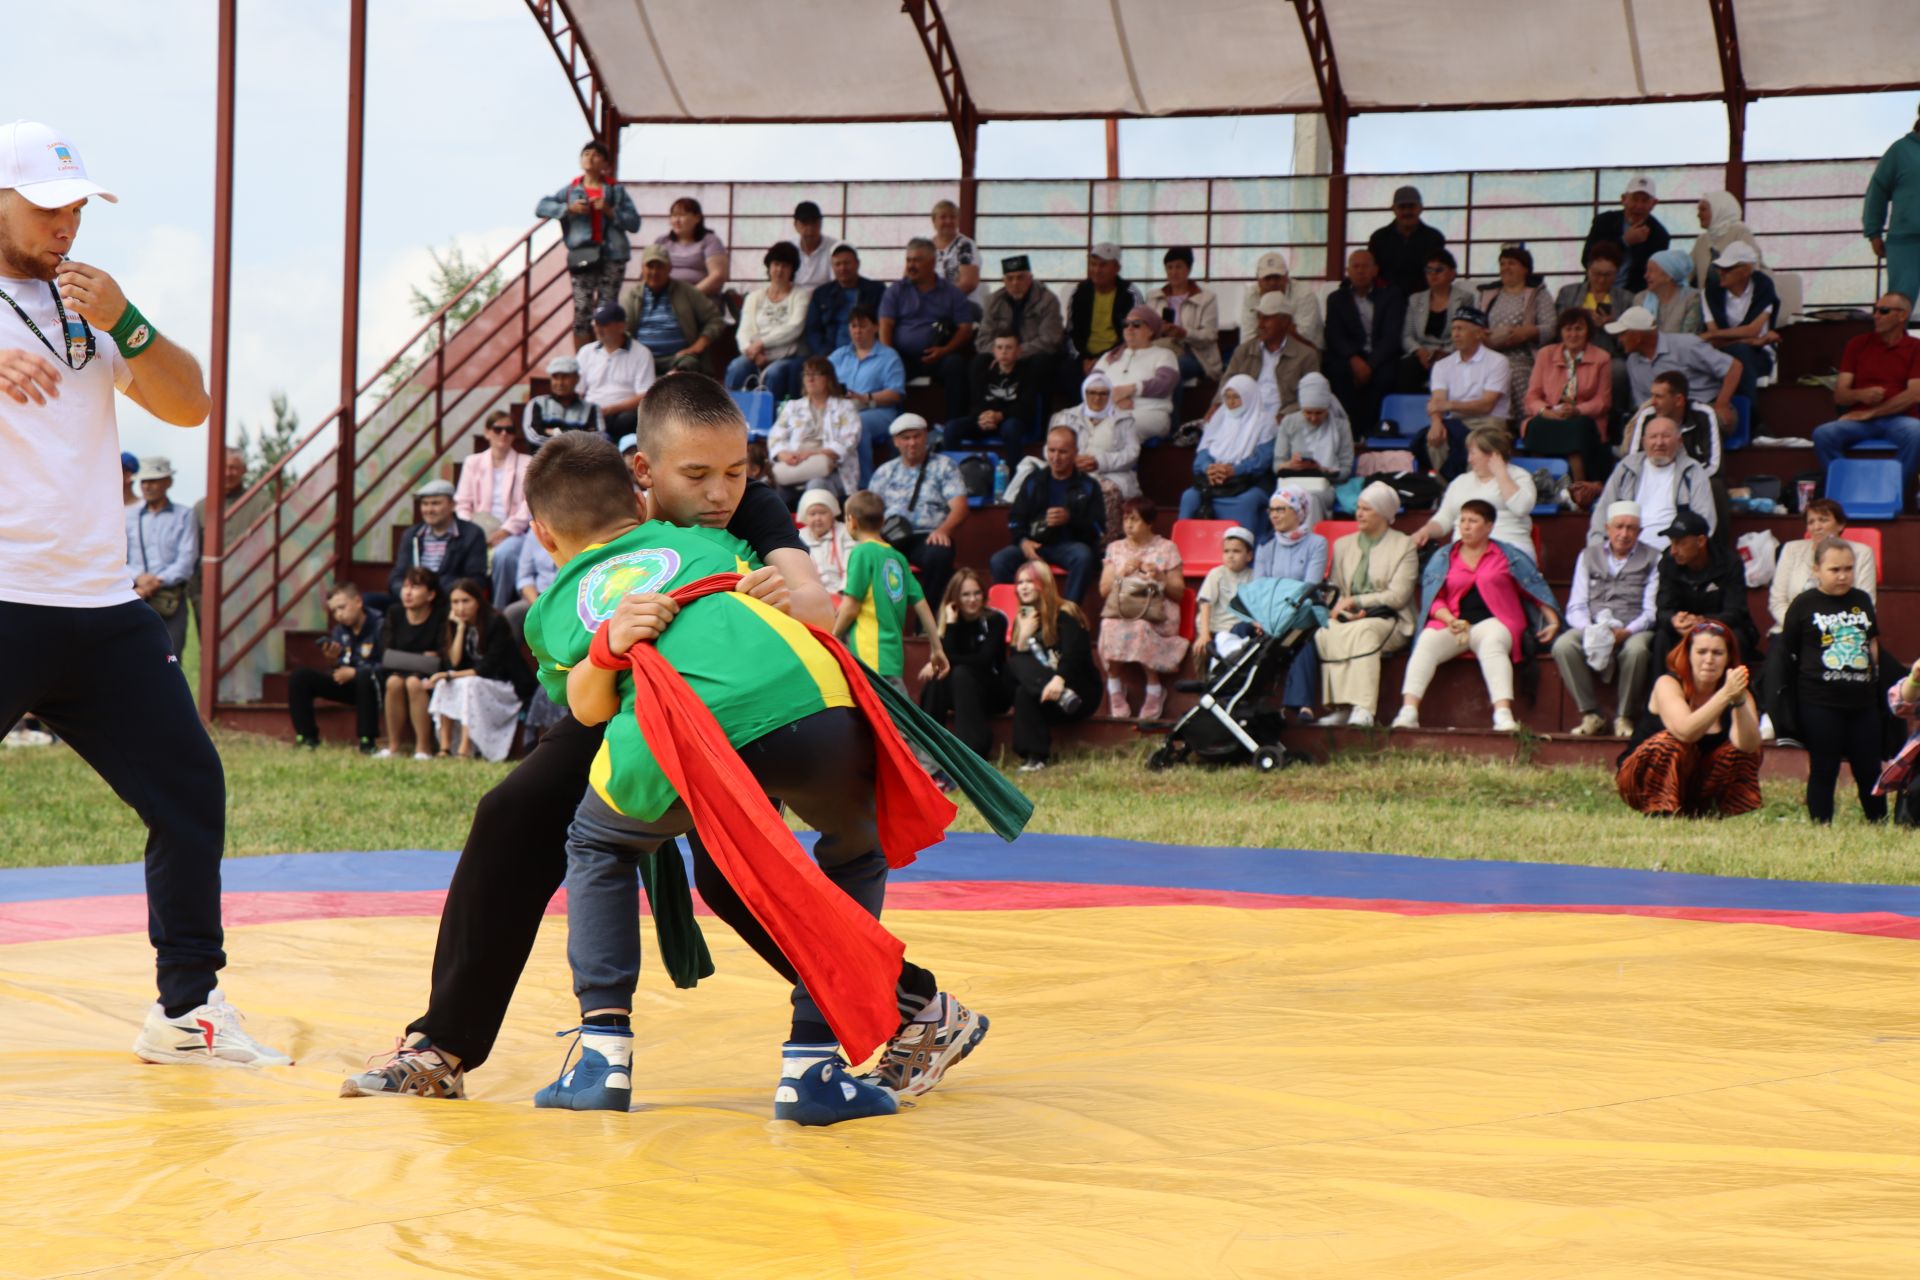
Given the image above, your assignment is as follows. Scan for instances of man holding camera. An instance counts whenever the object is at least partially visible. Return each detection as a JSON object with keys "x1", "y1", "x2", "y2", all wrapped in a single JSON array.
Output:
[
  {"x1": 0, "y1": 121, "x2": 287, "y2": 1065},
  {"x1": 989, "y1": 426, "x2": 1103, "y2": 603}
]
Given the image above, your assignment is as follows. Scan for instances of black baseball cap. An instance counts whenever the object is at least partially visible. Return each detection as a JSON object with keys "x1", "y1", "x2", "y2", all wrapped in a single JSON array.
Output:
[
  {"x1": 1659, "y1": 510, "x2": 1710, "y2": 541},
  {"x1": 593, "y1": 302, "x2": 626, "y2": 325},
  {"x1": 793, "y1": 200, "x2": 822, "y2": 223}
]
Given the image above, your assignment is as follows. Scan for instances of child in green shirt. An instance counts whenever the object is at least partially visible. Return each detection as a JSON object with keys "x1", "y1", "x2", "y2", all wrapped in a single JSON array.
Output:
[{"x1": 834, "y1": 489, "x2": 948, "y2": 692}]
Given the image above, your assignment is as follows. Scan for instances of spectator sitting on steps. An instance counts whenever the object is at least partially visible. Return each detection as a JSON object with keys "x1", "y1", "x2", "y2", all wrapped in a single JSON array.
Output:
[
  {"x1": 989, "y1": 426, "x2": 1103, "y2": 605},
  {"x1": 1097, "y1": 495, "x2": 1188, "y2": 723},
  {"x1": 917, "y1": 568, "x2": 1010, "y2": 761},
  {"x1": 455, "y1": 410, "x2": 533, "y2": 608},
  {"x1": 576, "y1": 301, "x2": 656, "y2": 442},
  {"x1": 288, "y1": 581, "x2": 383, "y2": 753},
  {"x1": 425, "y1": 578, "x2": 536, "y2": 762},
  {"x1": 1650, "y1": 509, "x2": 1756, "y2": 661},
  {"x1": 879, "y1": 237, "x2": 976, "y2": 425},
  {"x1": 1005, "y1": 557, "x2": 1100, "y2": 772},
  {"x1": 796, "y1": 488, "x2": 856, "y2": 596},
  {"x1": 523, "y1": 354, "x2": 601, "y2": 448},
  {"x1": 1589, "y1": 415, "x2": 1715, "y2": 553},
  {"x1": 376, "y1": 566, "x2": 448, "y2": 760},
  {"x1": 389, "y1": 478, "x2": 488, "y2": 600},
  {"x1": 867, "y1": 413, "x2": 968, "y2": 606},
  {"x1": 1810, "y1": 292, "x2": 1920, "y2": 492},
  {"x1": 1555, "y1": 500, "x2": 1660, "y2": 739},
  {"x1": 622, "y1": 244, "x2": 725, "y2": 375}
]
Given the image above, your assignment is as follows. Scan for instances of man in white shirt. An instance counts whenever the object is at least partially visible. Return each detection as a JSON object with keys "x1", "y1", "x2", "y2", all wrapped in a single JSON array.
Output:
[
  {"x1": 1424, "y1": 305, "x2": 1510, "y2": 477},
  {"x1": 1554, "y1": 500, "x2": 1661, "y2": 737},
  {"x1": 786, "y1": 200, "x2": 842, "y2": 289},
  {"x1": 575, "y1": 300, "x2": 656, "y2": 439},
  {"x1": 0, "y1": 121, "x2": 288, "y2": 1066},
  {"x1": 1588, "y1": 416, "x2": 1715, "y2": 551}
]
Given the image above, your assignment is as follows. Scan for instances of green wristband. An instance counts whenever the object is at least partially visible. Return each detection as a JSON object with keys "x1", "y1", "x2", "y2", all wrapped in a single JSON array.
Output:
[{"x1": 108, "y1": 302, "x2": 157, "y2": 359}]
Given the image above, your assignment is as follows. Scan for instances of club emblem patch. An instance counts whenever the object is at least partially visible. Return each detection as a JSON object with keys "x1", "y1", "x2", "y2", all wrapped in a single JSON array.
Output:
[
  {"x1": 882, "y1": 557, "x2": 906, "y2": 603},
  {"x1": 576, "y1": 547, "x2": 680, "y2": 630}
]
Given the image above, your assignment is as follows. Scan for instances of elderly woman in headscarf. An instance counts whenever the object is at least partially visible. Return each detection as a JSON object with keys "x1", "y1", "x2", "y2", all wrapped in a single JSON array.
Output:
[
  {"x1": 1178, "y1": 373, "x2": 1276, "y2": 532},
  {"x1": 1314, "y1": 480, "x2": 1419, "y2": 729},
  {"x1": 1274, "y1": 371, "x2": 1355, "y2": 521},
  {"x1": 1053, "y1": 371, "x2": 1140, "y2": 542},
  {"x1": 1637, "y1": 248, "x2": 1705, "y2": 335},
  {"x1": 1250, "y1": 484, "x2": 1330, "y2": 716},
  {"x1": 1095, "y1": 305, "x2": 1183, "y2": 440},
  {"x1": 1691, "y1": 190, "x2": 1763, "y2": 291}
]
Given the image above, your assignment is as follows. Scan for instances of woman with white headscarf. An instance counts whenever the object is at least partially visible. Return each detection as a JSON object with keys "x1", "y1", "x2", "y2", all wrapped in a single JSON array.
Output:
[
  {"x1": 1252, "y1": 485, "x2": 1331, "y2": 717},
  {"x1": 1691, "y1": 190, "x2": 1763, "y2": 292},
  {"x1": 1052, "y1": 371, "x2": 1140, "y2": 542},
  {"x1": 1177, "y1": 373, "x2": 1276, "y2": 532},
  {"x1": 1314, "y1": 480, "x2": 1419, "y2": 728},
  {"x1": 1274, "y1": 372, "x2": 1355, "y2": 520}
]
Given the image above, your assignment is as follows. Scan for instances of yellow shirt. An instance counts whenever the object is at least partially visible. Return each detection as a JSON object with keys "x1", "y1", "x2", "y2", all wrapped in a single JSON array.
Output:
[{"x1": 1087, "y1": 290, "x2": 1119, "y2": 357}]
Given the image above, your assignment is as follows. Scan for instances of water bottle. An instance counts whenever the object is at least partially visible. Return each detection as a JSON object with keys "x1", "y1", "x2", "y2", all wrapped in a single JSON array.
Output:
[{"x1": 993, "y1": 456, "x2": 1009, "y2": 500}]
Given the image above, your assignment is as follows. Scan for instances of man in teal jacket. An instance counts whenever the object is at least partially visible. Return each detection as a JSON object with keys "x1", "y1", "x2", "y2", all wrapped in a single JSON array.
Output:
[{"x1": 1865, "y1": 108, "x2": 1920, "y2": 305}]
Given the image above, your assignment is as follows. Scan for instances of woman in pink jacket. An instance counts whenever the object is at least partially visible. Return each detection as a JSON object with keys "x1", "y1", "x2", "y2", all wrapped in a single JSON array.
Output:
[{"x1": 455, "y1": 410, "x2": 533, "y2": 603}]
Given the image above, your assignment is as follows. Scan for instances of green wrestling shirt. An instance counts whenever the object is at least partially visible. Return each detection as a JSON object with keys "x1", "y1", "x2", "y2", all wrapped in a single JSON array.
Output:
[{"x1": 524, "y1": 521, "x2": 854, "y2": 820}]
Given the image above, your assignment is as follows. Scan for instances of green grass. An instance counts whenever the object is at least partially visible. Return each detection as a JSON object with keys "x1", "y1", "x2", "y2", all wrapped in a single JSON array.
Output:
[{"x1": 0, "y1": 729, "x2": 1905, "y2": 886}]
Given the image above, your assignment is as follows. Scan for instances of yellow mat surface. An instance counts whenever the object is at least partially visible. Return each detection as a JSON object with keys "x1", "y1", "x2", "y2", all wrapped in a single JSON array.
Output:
[{"x1": 5, "y1": 906, "x2": 1920, "y2": 1277}]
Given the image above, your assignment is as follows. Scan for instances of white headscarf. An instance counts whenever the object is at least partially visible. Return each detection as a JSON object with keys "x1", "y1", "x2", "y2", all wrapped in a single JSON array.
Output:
[
  {"x1": 1701, "y1": 190, "x2": 1743, "y2": 240},
  {"x1": 1079, "y1": 372, "x2": 1113, "y2": 422},
  {"x1": 1358, "y1": 480, "x2": 1401, "y2": 521},
  {"x1": 1284, "y1": 371, "x2": 1351, "y2": 460},
  {"x1": 1202, "y1": 374, "x2": 1275, "y2": 466}
]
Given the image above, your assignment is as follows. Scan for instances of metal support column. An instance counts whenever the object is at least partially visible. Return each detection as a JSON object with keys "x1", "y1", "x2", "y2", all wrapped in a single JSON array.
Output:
[
  {"x1": 333, "y1": 0, "x2": 368, "y2": 577},
  {"x1": 199, "y1": 0, "x2": 238, "y2": 720}
]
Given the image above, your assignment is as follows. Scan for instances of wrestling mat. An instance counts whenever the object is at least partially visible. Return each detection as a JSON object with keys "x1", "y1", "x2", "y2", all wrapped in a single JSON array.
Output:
[{"x1": 5, "y1": 835, "x2": 1920, "y2": 1277}]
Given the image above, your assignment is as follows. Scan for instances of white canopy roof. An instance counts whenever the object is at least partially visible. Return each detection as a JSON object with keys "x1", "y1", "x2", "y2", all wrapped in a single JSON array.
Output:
[{"x1": 559, "y1": 0, "x2": 1920, "y2": 125}]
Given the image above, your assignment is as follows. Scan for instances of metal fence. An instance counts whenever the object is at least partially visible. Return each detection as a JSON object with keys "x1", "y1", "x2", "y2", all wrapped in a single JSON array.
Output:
[{"x1": 626, "y1": 159, "x2": 1881, "y2": 312}]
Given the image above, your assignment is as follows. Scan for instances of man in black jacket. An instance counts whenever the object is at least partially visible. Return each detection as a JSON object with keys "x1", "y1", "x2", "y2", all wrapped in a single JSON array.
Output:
[
  {"x1": 988, "y1": 427, "x2": 1103, "y2": 603},
  {"x1": 1652, "y1": 510, "x2": 1757, "y2": 660},
  {"x1": 1324, "y1": 248, "x2": 1406, "y2": 434},
  {"x1": 1583, "y1": 174, "x2": 1671, "y2": 294},
  {"x1": 388, "y1": 479, "x2": 489, "y2": 600},
  {"x1": 1367, "y1": 186, "x2": 1448, "y2": 298},
  {"x1": 1067, "y1": 242, "x2": 1142, "y2": 377},
  {"x1": 948, "y1": 333, "x2": 1040, "y2": 448},
  {"x1": 288, "y1": 581, "x2": 384, "y2": 752}
]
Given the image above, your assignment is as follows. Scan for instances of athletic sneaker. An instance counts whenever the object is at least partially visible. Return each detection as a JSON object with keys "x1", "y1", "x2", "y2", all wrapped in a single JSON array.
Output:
[
  {"x1": 859, "y1": 993, "x2": 989, "y2": 1098},
  {"x1": 340, "y1": 1035, "x2": 466, "y2": 1099},
  {"x1": 773, "y1": 1046, "x2": 898, "y2": 1126},
  {"x1": 1018, "y1": 757, "x2": 1047, "y2": 773},
  {"x1": 532, "y1": 1026, "x2": 633, "y2": 1112},
  {"x1": 358, "y1": 737, "x2": 377, "y2": 755},
  {"x1": 1390, "y1": 706, "x2": 1420, "y2": 730},
  {"x1": 1491, "y1": 708, "x2": 1519, "y2": 733},
  {"x1": 293, "y1": 734, "x2": 319, "y2": 750},
  {"x1": 132, "y1": 991, "x2": 292, "y2": 1067}
]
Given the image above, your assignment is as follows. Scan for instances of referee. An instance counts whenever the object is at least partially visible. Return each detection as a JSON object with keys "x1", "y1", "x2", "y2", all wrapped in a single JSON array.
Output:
[{"x1": 0, "y1": 121, "x2": 286, "y2": 1066}]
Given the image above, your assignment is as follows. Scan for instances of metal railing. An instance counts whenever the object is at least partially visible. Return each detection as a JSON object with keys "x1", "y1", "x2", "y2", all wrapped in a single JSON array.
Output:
[{"x1": 208, "y1": 156, "x2": 1883, "y2": 704}]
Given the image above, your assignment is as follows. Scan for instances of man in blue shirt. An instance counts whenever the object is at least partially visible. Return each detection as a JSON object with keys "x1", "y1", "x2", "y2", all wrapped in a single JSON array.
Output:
[
  {"x1": 803, "y1": 244, "x2": 884, "y2": 358},
  {"x1": 287, "y1": 581, "x2": 384, "y2": 752},
  {"x1": 828, "y1": 306, "x2": 907, "y2": 482},
  {"x1": 879, "y1": 237, "x2": 976, "y2": 422},
  {"x1": 126, "y1": 456, "x2": 199, "y2": 656}
]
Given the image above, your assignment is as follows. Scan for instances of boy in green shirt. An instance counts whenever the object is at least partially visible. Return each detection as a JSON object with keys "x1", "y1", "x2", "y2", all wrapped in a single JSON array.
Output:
[
  {"x1": 521, "y1": 385, "x2": 987, "y2": 1125},
  {"x1": 834, "y1": 489, "x2": 948, "y2": 693}
]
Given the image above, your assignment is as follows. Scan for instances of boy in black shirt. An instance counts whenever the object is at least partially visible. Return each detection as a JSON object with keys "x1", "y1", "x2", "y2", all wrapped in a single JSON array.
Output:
[
  {"x1": 1777, "y1": 538, "x2": 1885, "y2": 824},
  {"x1": 288, "y1": 582, "x2": 384, "y2": 752},
  {"x1": 946, "y1": 333, "x2": 1037, "y2": 448}
]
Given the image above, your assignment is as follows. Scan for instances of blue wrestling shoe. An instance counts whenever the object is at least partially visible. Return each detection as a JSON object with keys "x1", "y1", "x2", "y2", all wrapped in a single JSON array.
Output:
[
  {"x1": 533, "y1": 1025, "x2": 633, "y2": 1112},
  {"x1": 773, "y1": 1044, "x2": 899, "y2": 1126}
]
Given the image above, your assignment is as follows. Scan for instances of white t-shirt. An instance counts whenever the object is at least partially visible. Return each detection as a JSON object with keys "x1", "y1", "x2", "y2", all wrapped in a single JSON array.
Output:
[
  {"x1": 577, "y1": 339, "x2": 656, "y2": 411},
  {"x1": 0, "y1": 274, "x2": 136, "y2": 607},
  {"x1": 1635, "y1": 461, "x2": 1681, "y2": 551},
  {"x1": 787, "y1": 235, "x2": 844, "y2": 288}
]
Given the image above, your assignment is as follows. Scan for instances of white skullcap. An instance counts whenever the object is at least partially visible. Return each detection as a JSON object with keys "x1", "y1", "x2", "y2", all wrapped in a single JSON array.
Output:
[
  {"x1": 797, "y1": 488, "x2": 840, "y2": 516},
  {"x1": 1606, "y1": 501, "x2": 1642, "y2": 523}
]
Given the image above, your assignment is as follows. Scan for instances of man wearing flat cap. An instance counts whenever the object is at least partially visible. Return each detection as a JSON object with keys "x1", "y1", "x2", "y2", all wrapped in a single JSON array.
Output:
[
  {"x1": 387, "y1": 476, "x2": 488, "y2": 600},
  {"x1": 1368, "y1": 185, "x2": 1449, "y2": 298},
  {"x1": 524, "y1": 352, "x2": 602, "y2": 448},
  {"x1": 1554, "y1": 499, "x2": 1661, "y2": 739},
  {"x1": 975, "y1": 253, "x2": 1064, "y2": 395}
]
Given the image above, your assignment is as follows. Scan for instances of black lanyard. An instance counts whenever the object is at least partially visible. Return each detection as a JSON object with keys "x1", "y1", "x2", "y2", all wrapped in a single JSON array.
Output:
[{"x1": 0, "y1": 279, "x2": 94, "y2": 370}]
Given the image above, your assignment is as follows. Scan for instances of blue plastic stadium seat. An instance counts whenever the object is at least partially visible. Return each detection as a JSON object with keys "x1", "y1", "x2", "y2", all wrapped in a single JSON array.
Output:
[
  {"x1": 1377, "y1": 393, "x2": 1429, "y2": 436},
  {"x1": 1520, "y1": 457, "x2": 1570, "y2": 515},
  {"x1": 1823, "y1": 458, "x2": 1904, "y2": 519},
  {"x1": 1725, "y1": 395, "x2": 1752, "y2": 451},
  {"x1": 729, "y1": 389, "x2": 774, "y2": 439},
  {"x1": 1851, "y1": 440, "x2": 1900, "y2": 453}
]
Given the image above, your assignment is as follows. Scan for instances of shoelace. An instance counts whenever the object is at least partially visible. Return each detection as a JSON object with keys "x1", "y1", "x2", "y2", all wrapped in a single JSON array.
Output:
[{"x1": 362, "y1": 1035, "x2": 447, "y2": 1074}]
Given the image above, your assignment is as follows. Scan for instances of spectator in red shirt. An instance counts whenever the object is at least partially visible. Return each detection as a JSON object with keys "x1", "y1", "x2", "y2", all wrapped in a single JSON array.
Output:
[{"x1": 1813, "y1": 293, "x2": 1920, "y2": 496}]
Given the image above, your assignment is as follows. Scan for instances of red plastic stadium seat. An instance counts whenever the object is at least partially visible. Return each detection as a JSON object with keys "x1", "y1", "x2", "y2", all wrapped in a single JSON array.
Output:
[
  {"x1": 1179, "y1": 587, "x2": 1199, "y2": 641},
  {"x1": 1845, "y1": 525, "x2": 1884, "y2": 567},
  {"x1": 987, "y1": 583, "x2": 1019, "y2": 620},
  {"x1": 1317, "y1": 519, "x2": 1358, "y2": 546},
  {"x1": 1171, "y1": 519, "x2": 1235, "y2": 576}
]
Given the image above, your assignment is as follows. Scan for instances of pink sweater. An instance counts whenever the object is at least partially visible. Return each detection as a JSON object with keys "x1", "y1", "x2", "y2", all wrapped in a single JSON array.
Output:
[
  {"x1": 1427, "y1": 544, "x2": 1527, "y2": 658},
  {"x1": 455, "y1": 449, "x2": 531, "y2": 537}
]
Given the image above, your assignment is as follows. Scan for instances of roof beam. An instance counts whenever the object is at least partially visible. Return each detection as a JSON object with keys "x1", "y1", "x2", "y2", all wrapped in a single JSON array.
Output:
[
  {"x1": 1291, "y1": 0, "x2": 1350, "y2": 278},
  {"x1": 900, "y1": 0, "x2": 981, "y2": 232},
  {"x1": 523, "y1": 0, "x2": 618, "y2": 152},
  {"x1": 1707, "y1": 0, "x2": 1750, "y2": 201}
]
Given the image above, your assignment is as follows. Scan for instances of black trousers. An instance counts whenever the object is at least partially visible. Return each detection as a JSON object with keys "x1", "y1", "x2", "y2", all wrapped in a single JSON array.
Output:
[
  {"x1": 288, "y1": 665, "x2": 380, "y2": 741},
  {"x1": 920, "y1": 665, "x2": 1010, "y2": 759},
  {"x1": 0, "y1": 600, "x2": 226, "y2": 1010},
  {"x1": 1799, "y1": 698, "x2": 1888, "y2": 824},
  {"x1": 410, "y1": 710, "x2": 923, "y2": 1068},
  {"x1": 902, "y1": 533, "x2": 956, "y2": 615},
  {"x1": 1008, "y1": 660, "x2": 1095, "y2": 762}
]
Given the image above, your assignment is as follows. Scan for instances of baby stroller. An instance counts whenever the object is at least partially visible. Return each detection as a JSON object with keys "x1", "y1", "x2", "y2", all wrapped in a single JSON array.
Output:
[{"x1": 1146, "y1": 579, "x2": 1336, "y2": 774}]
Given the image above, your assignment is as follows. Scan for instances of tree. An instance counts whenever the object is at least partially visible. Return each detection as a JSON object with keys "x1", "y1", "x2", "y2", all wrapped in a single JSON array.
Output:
[
  {"x1": 236, "y1": 391, "x2": 300, "y2": 488},
  {"x1": 383, "y1": 242, "x2": 504, "y2": 394}
]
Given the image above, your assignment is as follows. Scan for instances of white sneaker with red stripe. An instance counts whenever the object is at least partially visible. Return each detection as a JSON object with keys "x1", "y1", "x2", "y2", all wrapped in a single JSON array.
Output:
[{"x1": 132, "y1": 991, "x2": 293, "y2": 1067}]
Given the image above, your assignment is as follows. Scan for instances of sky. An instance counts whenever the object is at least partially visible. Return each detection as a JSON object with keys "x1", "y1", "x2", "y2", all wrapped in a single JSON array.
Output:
[{"x1": 8, "y1": 1, "x2": 1915, "y2": 503}]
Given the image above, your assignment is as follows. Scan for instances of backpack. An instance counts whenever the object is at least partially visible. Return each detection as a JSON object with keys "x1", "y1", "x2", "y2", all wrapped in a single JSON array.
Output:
[
  {"x1": 956, "y1": 454, "x2": 996, "y2": 501},
  {"x1": 1387, "y1": 471, "x2": 1444, "y2": 511}
]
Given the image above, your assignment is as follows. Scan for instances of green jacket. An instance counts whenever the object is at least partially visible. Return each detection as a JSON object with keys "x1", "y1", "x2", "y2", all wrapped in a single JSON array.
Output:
[
  {"x1": 621, "y1": 277, "x2": 727, "y2": 347},
  {"x1": 1864, "y1": 130, "x2": 1920, "y2": 240}
]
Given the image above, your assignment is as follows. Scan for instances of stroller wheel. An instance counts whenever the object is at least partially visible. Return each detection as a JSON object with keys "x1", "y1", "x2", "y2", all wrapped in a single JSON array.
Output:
[
  {"x1": 1253, "y1": 746, "x2": 1285, "y2": 773},
  {"x1": 1145, "y1": 746, "x2": 1175, "y2": 772}
]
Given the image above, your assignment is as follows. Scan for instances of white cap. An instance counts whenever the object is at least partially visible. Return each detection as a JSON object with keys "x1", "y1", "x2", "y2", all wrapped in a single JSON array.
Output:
[
  {"x1": 1222, "y1": 525, "x2": 1256, "y2": 549},
  {"x1": 1712, "y1": 241, "x2": 1760, "y2": 269},
  {"x1": 0, "y1": 121, "x2": 117, "y2": 209},
  {"x1": 1605, "y1": 500, "x2": 1642, "y2": 523},
  {"x1": 1603, "y1": 305, "x2": 1658, "y2": 335},
  {"x1": 797, "y1": 488, "x2": 840, "y2": 517},
  {"x1": 546, "y1": 354, "x2": 580, "y2": 375},
  {"x1": 1256, "y1": 291, "x2": 1294, "y2": 318},
  {"x1": 889, "y1": 413, "x2": 930, "y2": 437},
  {"x1": 133, "y1": 456, "x2": 173, "y2": 482},
  {"x1": 415, "y1": 478, "x2": 456, "y2": 499},
  {"x1": 1089, "y1": 241, "x2": 1121, "y2": 262},
  {"x1": 1255, "y1": 251, "x2": 1290, "y2": 279},
  {"x1": 1622, "y1": 174, "x2": 1657, "y2": 199}
]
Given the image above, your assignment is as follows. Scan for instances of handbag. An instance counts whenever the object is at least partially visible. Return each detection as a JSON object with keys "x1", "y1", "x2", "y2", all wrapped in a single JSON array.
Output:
[
  {"x1": 567, "y1": 243, "x2": 604, "y2": 274},
  {"x1": 883, "y1": 460, "x2": 930, "y2": 550},
  {"x1": 1102, "y1": 575, "x2": 1168, "y2": 623},
  {"x1": 1192, "y1": 474, "x2": 1255, "y2": 520},
  {"x1": 149, "y1": 585, "x2": 184, "y2": 619}
]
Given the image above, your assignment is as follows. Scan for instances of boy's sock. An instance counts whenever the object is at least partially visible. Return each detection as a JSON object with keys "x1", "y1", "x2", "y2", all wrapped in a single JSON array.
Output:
[
  {"x1": 781, "y1": 1041, "x2": 842, "y2": 1075},
  {"x1": 1106, "y1": 677, "x2": 1126, "y2": 702},
  {"x1": 584, "y1": 1013, "x2": 631, "y2": 1029},
  {"x1": 897, "y1": 960, "x2": 939, "y2": 1025},
  {"x1": 790, "y1": 1018, "x2": 834, "y2": 1047}
]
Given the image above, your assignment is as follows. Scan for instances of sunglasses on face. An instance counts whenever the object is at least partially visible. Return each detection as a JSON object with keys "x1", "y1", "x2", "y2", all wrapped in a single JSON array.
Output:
[
  {"x1": 487, "y1": 426, "x2": 514, "y2": 435},
  {"x1": 1876, "y1": 306, "x2": 1908, "y2": 316},
  {"x1": 1123, "y1": 320, "x2": 1147, "y2": 329}
]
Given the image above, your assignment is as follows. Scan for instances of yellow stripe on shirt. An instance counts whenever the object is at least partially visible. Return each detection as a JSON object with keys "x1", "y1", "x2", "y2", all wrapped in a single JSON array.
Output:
[{"x1": 718, "y1": 592, "x2": 854, "y2": 708}]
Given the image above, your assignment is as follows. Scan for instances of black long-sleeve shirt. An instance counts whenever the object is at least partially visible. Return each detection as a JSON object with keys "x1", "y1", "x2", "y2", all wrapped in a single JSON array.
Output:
[
  {"x1": 1583, "y1": 209, "x2": 1672, "y2": 294},
  {"x1": 1655, "y1": 542, "x2": 1756, "y2": 654}
]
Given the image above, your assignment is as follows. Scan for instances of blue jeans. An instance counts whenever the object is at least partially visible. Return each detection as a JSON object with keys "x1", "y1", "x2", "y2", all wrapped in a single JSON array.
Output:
[
  {"x1": 990, "y1": 539, "x2": 1097, "y2": 605},
  {"x1": 855, "y1": 406, "x2": 901, "y2": 484},
  {"x1": 1177, "y1": 350, "x2": 1204, "y2": 382},
  {"x1": 490, "y1": 534, "x2": 523, "y2": 606},
  {"x1": 944, "y1": 413, "x2": 1025, "y2": 449},
  {"x1": 1813, "y1": 413, "x2": 1920, "y2": 483},
  {"x1": 725, "y1": 354, "x2": 804, "y2": 399},
  {"x1": 1178, "y1": 481, "x2": 1269, "y2": 532}
]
